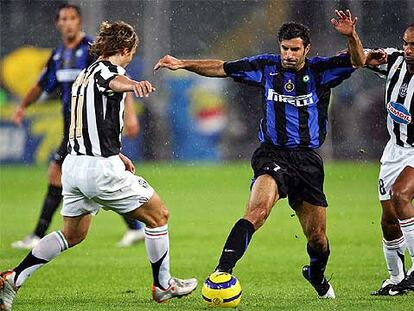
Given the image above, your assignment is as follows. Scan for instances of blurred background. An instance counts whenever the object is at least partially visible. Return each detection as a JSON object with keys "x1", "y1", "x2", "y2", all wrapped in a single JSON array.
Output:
[{"x1": 0, "y1": 0, "x2": 412, "y2": 164}]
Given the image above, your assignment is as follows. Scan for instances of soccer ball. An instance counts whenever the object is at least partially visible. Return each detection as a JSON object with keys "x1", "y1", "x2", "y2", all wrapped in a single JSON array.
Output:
[{"x1": 202, "y1": 272, "x2": 242, "y2": 308}]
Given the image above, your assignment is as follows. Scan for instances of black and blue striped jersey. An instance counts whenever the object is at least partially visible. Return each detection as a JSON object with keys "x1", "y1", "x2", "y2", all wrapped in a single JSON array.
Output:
[
  {"x1": 224, "y1": 53, "x2": 355, "y2": 149},
  {"x1": 38, "y1": 35, "x2": 94, "y2": 120}
]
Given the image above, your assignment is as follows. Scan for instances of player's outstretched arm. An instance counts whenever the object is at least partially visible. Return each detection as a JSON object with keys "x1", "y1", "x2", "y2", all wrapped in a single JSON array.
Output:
[
  {"x1": 154, "y1": 54, "x2": 227, "y2": 78},
  {"x1": 330, "y1": 9, "x2": 365, "y2": 67},
  {"x1": 11, "y1": 84, "x2": 43, "y2": 125},
  {"x1": 109, "y1": 75, "x2": 156, "y2": 98}
]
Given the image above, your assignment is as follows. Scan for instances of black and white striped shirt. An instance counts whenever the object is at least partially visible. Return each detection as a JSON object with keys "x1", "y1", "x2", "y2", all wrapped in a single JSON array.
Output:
[
  {"x1": 369, "y1": 48, "x2": 414, "y2": 147},
  {"x1": 68, "y1": 60, "x2": 126, "y2": 157}
]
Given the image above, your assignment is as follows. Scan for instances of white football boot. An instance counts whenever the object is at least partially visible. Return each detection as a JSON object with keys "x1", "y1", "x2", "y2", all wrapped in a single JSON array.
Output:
[
  {"x1": 11, "y1": 235, "x2": 40, "y2": 250},
  {"x1": 116, "y1": 229, "x2": 145, "y2": 247},
  {"x1": 152, "y1": 277, "x2": 197, "y2": 303}
]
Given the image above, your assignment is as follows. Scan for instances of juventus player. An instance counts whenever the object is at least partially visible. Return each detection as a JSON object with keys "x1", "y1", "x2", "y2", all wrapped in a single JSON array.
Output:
[
  {"x1": 0, "y1": 21, "x2": 197, "y2": 311},
  {"x1": 11, "y1": 3, "x2": 145, "y2": 250},
  {"x1": 367, "y1": 24, "x2": 414, "y2": 296}
]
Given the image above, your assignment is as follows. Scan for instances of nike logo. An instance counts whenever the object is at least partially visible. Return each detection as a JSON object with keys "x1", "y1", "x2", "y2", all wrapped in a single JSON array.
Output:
[
  {"x1": 388, "y1": 289, "x2": 400, "y2": 296},
  {"x1": 224, "y1": 249, "x2": 236, "y2": 253},
  {"x1": 269, "y1": 72, "x2": 279, "y2": 76}
]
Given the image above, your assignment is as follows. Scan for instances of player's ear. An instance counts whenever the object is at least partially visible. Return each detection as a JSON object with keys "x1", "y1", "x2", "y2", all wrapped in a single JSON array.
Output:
[{"x1": 304, "y1": 44, "x2": 311, "y2": 56}]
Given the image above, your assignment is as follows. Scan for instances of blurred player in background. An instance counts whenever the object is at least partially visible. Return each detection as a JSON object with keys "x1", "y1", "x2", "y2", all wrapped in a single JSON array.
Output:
[
  {"x1": 365, "y1": 24, "x2": 414, "y2": 296},
  {"x1": 11, "y1": 3, "x2": 145, "y2": 249},
  {"x1": 0, "y1": 21, "x2": 197, "y2": 311},
  {"x1": 155, "y1": 9, "x2": 365, "y2": 299}
]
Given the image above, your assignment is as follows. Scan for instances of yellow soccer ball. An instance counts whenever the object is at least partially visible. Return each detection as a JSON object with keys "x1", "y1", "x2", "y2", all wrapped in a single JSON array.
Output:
[{"x1": 202, "y1": 272, "x2": 242, "y2": 308}]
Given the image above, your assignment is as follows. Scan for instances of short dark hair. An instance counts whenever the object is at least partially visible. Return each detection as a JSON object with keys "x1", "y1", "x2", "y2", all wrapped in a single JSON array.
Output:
[
  {"x1": 55, "y1": 4, "x2": 82, "y2": 21},
  {"x1": 90, "y1": 21, "x2": 139, "y2": 58},
  {"x1": 278, "y1": 22, "x2": 311, "y2": 47}
]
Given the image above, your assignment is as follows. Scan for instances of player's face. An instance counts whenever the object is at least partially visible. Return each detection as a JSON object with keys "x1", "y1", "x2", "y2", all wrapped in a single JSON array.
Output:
[
  {"x1": 56, "y1": 8, "x2": 81, "y2": 41},
  {"x1": 279, "y1": 38, "x2": 310, "y2": 70},
  {"x1": 120, "y1": 45, "x2": 137, "y2": 67},
  {"x1": 403, "y1": 29, "x2": 414, "y2": 65}
]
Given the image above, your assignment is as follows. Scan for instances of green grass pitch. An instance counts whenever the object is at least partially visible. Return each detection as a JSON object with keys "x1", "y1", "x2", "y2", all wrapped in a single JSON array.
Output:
[{"x1": 1, "y1": 162, "x2": 413, "y2": 310}]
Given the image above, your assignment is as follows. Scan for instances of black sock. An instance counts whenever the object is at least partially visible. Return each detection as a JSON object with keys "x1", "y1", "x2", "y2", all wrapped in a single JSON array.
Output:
[
  {"x1": 13, "y1": 251, "x2": 48, "y2": 284},
  {"x1": 216, "y1": 219, "x2": 255, "y2": 273},
  {"x1": 33, "y1": 185, "x2": 62, "y2": 238},
  {"x1": 307, "y1": 242, "x2": 330, "y2": 283},
  {"x1": 122, "y1": 214, "x2": 142, "y2": 230}
]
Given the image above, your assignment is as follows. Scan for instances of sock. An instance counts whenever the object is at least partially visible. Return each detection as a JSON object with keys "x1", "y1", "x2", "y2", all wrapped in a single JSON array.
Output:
[
  {"x1": 216, "y1": 219, "x2": 255, "y2": 273},
  {"x1": 13, "y1": 231, "x2": 69, "y2": 287},
  {"x1": 399, "y1": 217, "x2": 414, "y2": 274},
  {"x1": 122, "y1": 214, "x2": 143, "y2": 230},
  {"x1": 307, "y1": 243, "x2": 330, "y2": 284},
  {"x1": 33, "y1": 185, "x2": 63, "y2": 238},
  {"x1": 383, "y1": 237, "x2": 406, "y2": 283},
  {"x1": 144, "y1": 225, "x2": 171, "y2": 289}
]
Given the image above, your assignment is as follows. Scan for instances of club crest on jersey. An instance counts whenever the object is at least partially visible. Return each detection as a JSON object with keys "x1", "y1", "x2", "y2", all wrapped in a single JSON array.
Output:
[
  {"x1": 399, "y1": 83, "x2": 408, "y2": 98},
  {"x1": 303, "y1": 75, "x2": 310, "y2": 83},
  {"x1": 284, "y1": 79, "x2": 295, "y2": 92},
  {"x1": 76, "y1": 49, "x2": 83, "y2": 57},
  {"x1": 387, "y1": 101, "x2": 412, "y2": 125}
]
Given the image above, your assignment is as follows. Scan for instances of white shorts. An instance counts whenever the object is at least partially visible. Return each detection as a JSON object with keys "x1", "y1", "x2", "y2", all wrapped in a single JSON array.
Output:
[
  {"x1": 378, "y1": 140, "x2": 414, "y2": 201},
  {"x1": 61, "y1": 154, "x2": 154, "y2": 217}
]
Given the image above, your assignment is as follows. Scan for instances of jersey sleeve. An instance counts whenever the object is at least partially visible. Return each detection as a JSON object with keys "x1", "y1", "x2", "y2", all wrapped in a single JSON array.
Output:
[
  {"x1": 312, "y1": 54, "x2": 355, "y2": 88},
  {"x1": 95, "y1": 64, "x2": 124, "y2": 93},
  {"x1": 38, "y1": 51, "x2": 58, "y2": 93},
  {"x1": 224, "y1": 54, "x2": 271, "y2": 86}
]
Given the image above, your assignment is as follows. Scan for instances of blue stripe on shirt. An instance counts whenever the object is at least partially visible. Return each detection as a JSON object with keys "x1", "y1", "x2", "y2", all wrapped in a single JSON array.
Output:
[
  {"x1": 283, "y1": 72, "x2": 300, "y2": 146},
  {"x1": 306, "y1": 68, "x2": 320, "y2": 148}
]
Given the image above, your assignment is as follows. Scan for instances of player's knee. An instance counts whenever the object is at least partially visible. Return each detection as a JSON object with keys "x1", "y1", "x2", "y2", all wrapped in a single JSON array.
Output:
[
  {"x1": 146, "y1": 206, "x2": 169, "y2": 228},
  {"x1": 390, "y1": 184, "x2": 412, "y2": 208},
  {"x1": 246, "y1": 202, "x2": 271, "y2": 229}
]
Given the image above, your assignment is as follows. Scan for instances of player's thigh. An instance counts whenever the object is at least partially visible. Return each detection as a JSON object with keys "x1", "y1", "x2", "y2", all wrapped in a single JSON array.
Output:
[
  {"x1": 126, "y1": 191, "x2": 168, "y2": 228},
  {"x1": 392, "y1": 166, "x2": 414, "y2": 198},
  {"x1": 295, "y1": 201, "x2": 326, "y2": 239},
  {"x1": 48, "y1": 160, "x2": 62, "y2": 186},
  {"x1": 61, "y1": 213, "x2": 92, "y2": 247},
  {"x1": 244, "y1": 174, "x2": 279, "y2": 229}
]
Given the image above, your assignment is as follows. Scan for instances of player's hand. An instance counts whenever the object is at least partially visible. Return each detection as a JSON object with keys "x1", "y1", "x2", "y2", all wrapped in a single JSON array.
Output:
[
  {"x1": 331, "y1": 9, "x2": 357, "y2": 37},
  {"x1": 11, "y1": 106, "x2": 25, "y2": 126},
  {"x1": 153, "y1": 55, "x2": 183, "y2": 71},
  {"x1": 119, "y1": 153, "x2": 135, "y2": 174},
  {"x1": 365, "y1": 49, "x2": 388, "y2": 66},
  {"x1": 133, "y1": 80, "x2": 156, "y2": 98}
]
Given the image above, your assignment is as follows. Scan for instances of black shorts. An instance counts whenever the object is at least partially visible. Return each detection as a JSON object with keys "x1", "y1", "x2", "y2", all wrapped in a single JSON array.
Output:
[
  {"x1": 51, "y1": 117, "x2": 70, "y2": 165},
  {"x1": 251, "y1": 143, "x2": 328, "y2": 208}
]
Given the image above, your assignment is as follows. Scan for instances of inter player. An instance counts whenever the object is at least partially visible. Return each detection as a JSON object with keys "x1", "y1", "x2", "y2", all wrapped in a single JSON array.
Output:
[
  {"x1": 0, "y1": 21, "x2": 197, "y2": 311},
  {"x1": 11, "y1": 3, "x2": 145, "y2": 249},
  {"x1": 155, "y1": 10, "x2": 365, "y2": 298},
  {"x1": 365, "y1": 24, "x2": 414, "y2": 295}
]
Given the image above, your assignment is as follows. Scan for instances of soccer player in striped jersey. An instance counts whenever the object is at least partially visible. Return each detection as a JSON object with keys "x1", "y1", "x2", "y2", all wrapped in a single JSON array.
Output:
[
  {"x1": 10, "y1": 3, "x2": 145, "y2": 250},
  {"x1": 155, "y1": 9, "x2": 365, "y2": 299},
  {"x1": 0, "y1": 21, "x2": 197, "y2": 310},
  {"x1": 365, "y1": 24, "x2": 414, "y2": 296}
]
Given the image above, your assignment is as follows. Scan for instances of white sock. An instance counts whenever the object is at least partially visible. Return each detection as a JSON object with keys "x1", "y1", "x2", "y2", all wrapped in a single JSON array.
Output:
[
  {"x1": 399, "y1": 217, "x2": 414, "y2": 274},
  {"x1": 144, "y1": 225, "x2": 171, "y2": 289},
  {"x1": 383, "y1": 237, "x2": 406, "y2": 284},
  {"x1": 14, "y1": 231, "x2": 69, "y2": 287}
]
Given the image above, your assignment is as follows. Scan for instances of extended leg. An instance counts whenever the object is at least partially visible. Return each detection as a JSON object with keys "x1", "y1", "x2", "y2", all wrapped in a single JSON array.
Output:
[
  {"x1": 127, "y1": 191, "x2": 197, "y2": 302},
  {"x1": 216, "y1": 174, "x2": 279, "y2": 273}
]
